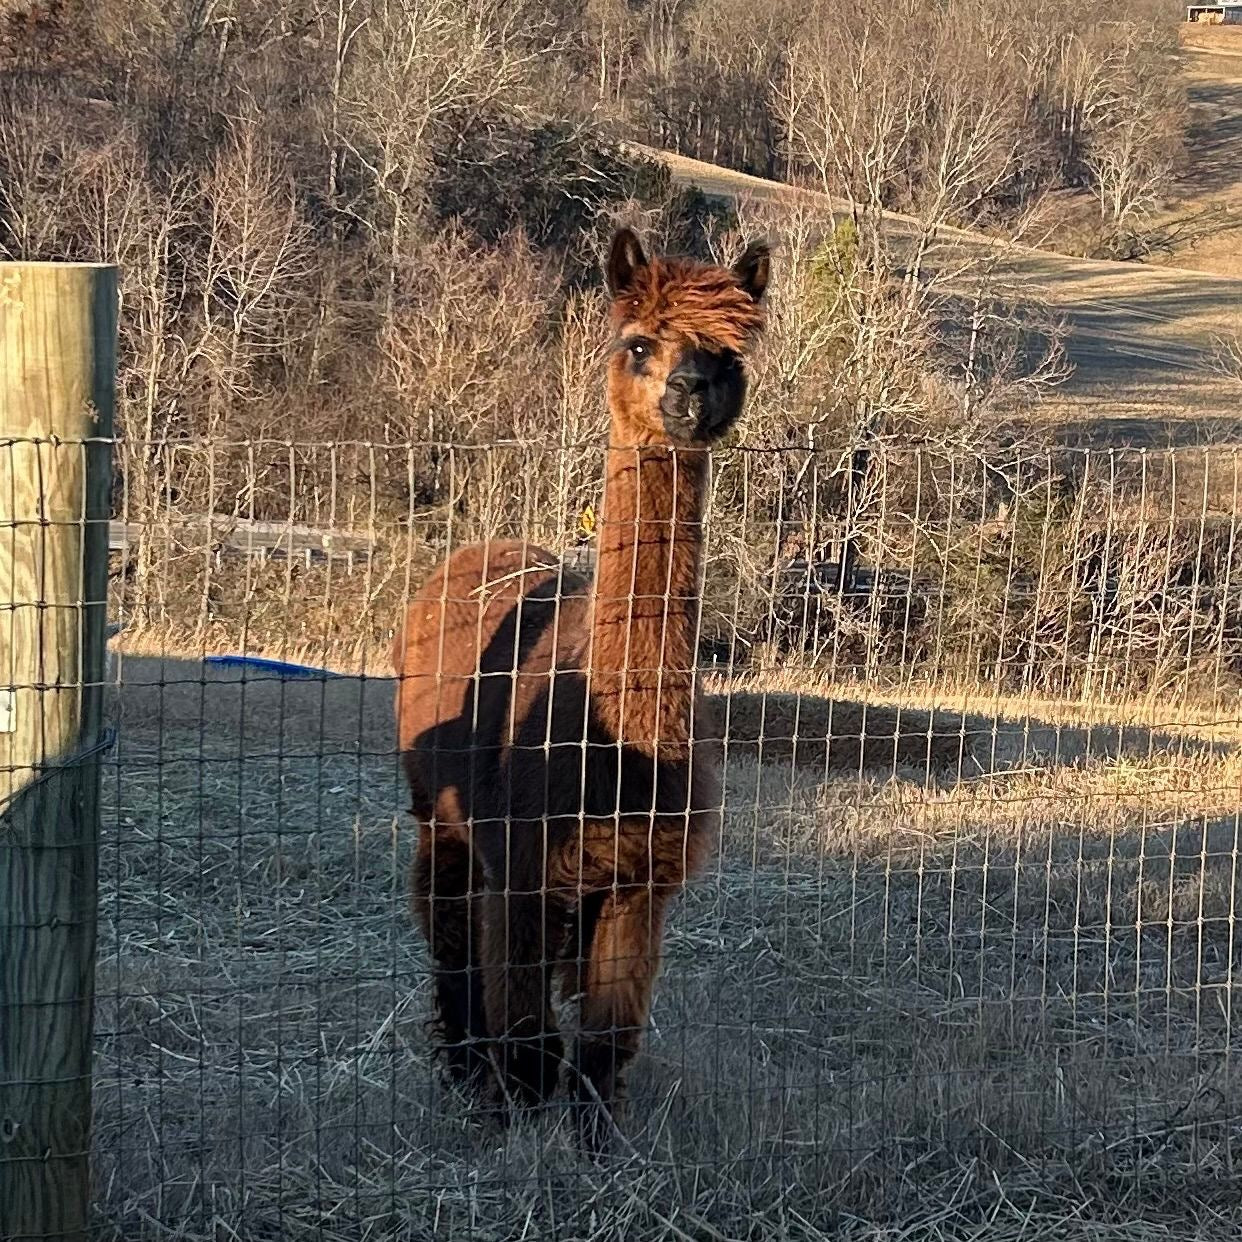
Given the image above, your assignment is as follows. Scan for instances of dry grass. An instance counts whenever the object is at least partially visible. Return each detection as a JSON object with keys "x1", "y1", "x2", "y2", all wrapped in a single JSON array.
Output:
[{"x1": 93, "y1": 655, "x2": 1242, "y2": 1240}]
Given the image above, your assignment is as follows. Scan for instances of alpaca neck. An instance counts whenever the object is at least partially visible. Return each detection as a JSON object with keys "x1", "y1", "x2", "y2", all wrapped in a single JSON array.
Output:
[{"x1": 588, "y1": 436, "x2": 709, "y2": 755}]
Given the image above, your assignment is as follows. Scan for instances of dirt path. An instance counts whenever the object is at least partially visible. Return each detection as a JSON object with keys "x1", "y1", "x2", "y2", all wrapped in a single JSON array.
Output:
[{"x1": 1154, "y1": 25, "x2": 1242, "y2": 279}]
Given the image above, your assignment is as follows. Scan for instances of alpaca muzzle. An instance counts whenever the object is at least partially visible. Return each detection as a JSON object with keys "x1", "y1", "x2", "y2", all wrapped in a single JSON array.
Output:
[{"x1": 661, "y1": 368, "x2": 717, "y2": 442}]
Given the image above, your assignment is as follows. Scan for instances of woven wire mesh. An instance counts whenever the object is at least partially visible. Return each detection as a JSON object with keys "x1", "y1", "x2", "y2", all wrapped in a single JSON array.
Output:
[{"x1": 74, "y1": 436, "x2": 1242, "y2": 1237}]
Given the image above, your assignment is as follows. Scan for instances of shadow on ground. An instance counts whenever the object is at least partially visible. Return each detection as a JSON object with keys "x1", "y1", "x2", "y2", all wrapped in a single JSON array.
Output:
[
  {"x1": 108, "y1": 652, "x2": 1234, "y2": 788},
  {"x1": 712, "y1": 686, "x2": 1232, "y2": 783}
]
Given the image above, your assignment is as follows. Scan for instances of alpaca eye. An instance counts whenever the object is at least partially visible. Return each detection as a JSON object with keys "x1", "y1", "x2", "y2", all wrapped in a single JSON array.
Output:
[{"x1": 628, "y1": 340, "x2": 648, "y2": 360}]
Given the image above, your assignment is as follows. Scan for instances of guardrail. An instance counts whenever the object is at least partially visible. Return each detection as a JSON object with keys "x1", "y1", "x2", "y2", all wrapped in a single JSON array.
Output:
[{"x1": 108, "y1": 517, "x2": 376, "y2": 564}]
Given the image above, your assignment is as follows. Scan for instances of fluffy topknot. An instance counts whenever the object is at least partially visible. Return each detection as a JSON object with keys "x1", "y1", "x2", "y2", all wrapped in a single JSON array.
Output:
[{"x1": 610, "y1": 256, "x2": 766, "y2": 354}]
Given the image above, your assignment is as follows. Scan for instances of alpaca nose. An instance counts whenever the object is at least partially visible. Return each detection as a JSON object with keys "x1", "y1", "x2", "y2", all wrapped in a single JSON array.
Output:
[
  {"x1": 665, "y1": 369, "x2": 706, "y2": 399},
  {"x1": 662, "y1": 370, "x2": 707, "y2": 423},
  {"x1": 661, "y1": 357, "x2": 717, "y2": 437}
]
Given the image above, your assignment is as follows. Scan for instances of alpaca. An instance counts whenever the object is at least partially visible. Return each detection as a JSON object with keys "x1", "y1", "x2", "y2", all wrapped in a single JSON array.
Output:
[{"x1": 392, "y1": 226, "x2": 769, "y2": 1148}]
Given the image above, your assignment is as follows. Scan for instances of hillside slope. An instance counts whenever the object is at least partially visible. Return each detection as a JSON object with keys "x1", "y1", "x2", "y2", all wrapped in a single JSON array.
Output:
[{"x1": 633, "y1": 143, "x2": 1242, "y2": 447}]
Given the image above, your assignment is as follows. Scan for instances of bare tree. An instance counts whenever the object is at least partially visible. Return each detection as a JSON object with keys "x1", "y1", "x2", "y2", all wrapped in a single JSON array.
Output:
[
  {"x1": 64, "y1": 125, "x2": 200, "y2": 623},
  {"x1": 0, "y1": 88, "x2": 81, "y2": 259},
  {"x1": 1082, "y1": 79, "x2": 1183, "y2": 250},
  {"x1": 781, "y1": 11, "x2": 927, "y2": 208},
  {"x1": 1211, "y1": 332, "x2": 1242, "y2": 389},
  {"x1": 341, "y1": 0, "x2": 551, "y2": 319},
  {"x1": 195, "y1": 120, "x2": 315, "y2": 411}
]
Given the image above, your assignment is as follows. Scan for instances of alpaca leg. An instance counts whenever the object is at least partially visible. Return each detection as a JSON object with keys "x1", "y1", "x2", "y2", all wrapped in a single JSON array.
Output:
[
  {"x1": 479, "y1": 884, "x2": 564, "y2": 1111},
  {"x1": 573, "y1": 884, "x2": 671, "y2": 1153},
  {"x1": 412, "y1": 826, "x2": 490, "y2": 1089},
  {"x1": 558, "y1": 890, "x2": 607, "y2": 1006}
]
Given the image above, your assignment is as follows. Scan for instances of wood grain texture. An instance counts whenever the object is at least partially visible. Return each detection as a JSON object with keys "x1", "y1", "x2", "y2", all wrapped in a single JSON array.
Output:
[{"x1": 0, "y1": 263, "x2": 117, "y2": 1242}]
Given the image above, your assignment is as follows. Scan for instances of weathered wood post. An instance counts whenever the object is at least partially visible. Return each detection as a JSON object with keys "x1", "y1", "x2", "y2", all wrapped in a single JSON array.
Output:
[{"x1": 0, "y1": 263, "x2": 118, "y2": 1242}]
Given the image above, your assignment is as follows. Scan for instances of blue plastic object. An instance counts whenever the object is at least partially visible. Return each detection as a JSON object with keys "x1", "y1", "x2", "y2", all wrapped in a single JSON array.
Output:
[{"x1": 204, "y1": 654, "x2": 342, "y2": 679}]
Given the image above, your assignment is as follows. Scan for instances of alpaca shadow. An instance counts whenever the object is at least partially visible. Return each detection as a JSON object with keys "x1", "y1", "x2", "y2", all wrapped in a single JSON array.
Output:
[
  {"x1": 707, "y1": 691, "x2": 972, "y2": 779},
  {"x1": 708, "y1": 688, "x2": 1235, "y2": 785}
]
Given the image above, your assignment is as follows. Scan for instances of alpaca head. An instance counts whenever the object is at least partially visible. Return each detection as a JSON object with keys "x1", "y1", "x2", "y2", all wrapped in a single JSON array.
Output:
[{"x1": 603, "y1": 227, "x2": 769, "y2": 448}]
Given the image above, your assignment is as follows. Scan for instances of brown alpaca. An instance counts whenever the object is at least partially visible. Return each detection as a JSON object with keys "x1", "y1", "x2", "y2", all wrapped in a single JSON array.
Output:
[{"x1": 392, "y1": 227, "x2": 769, "y2": 1149}]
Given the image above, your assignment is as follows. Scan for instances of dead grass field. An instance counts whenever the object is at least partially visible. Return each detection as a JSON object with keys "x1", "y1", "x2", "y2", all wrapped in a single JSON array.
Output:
[
  {"x1": 650, "y1": 141, "x2": 1242, "y2": 445},
  {"x1": 92, "y1": 652, "x2": 1242, "y2": 1240}
]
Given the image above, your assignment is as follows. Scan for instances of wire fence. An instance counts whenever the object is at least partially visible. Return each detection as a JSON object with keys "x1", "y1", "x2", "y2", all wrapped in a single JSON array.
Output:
[{"x1": 9, "y1": 435, "x2": 1242, "y2": 1239}]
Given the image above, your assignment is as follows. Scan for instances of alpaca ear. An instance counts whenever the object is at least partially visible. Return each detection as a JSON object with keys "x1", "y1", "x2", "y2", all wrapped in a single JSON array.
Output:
[
  {"x1": 606, "y1": 227, "x2": 647, "y2": 296},
  {"x1": 733, "y1": 240, "x2": 771, "y2": 303}
]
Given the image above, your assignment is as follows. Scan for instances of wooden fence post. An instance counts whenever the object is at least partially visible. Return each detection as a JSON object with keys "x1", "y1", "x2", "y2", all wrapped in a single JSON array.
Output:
[{"x1": 0, "y1": 263, "x2": 118, "y2": 1242}]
